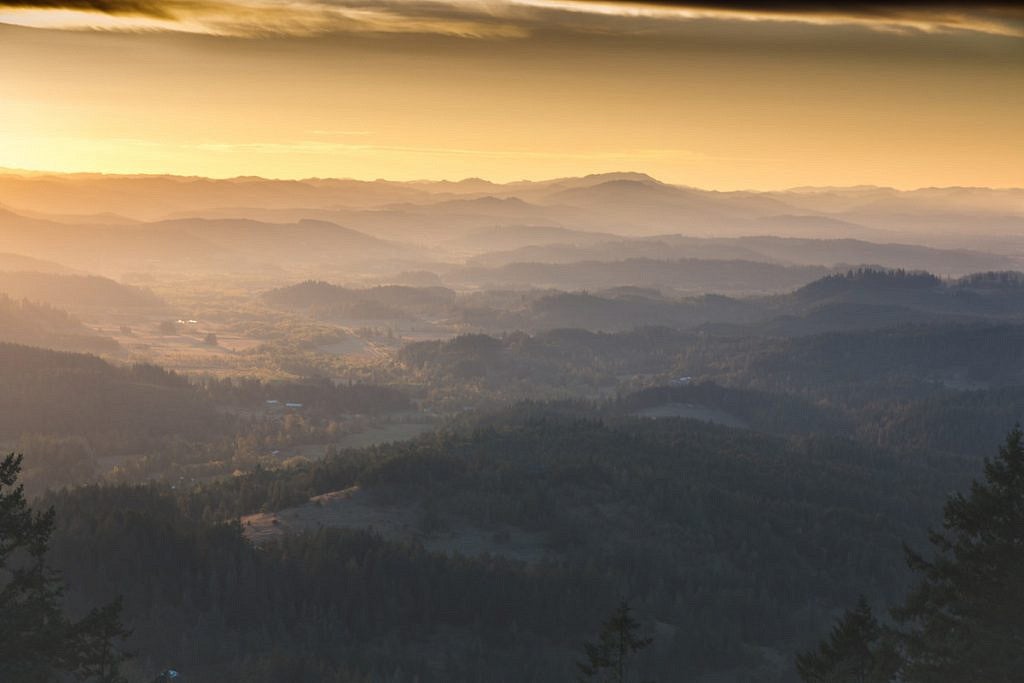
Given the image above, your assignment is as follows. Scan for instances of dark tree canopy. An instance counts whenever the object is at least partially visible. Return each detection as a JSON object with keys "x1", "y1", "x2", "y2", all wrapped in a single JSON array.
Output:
[
  {"x1": 0, "y1": 453, "x2": 130, "y2": 682},
  {"x1": 800, "y1": 427, "x2": 1024, "y2": 682},
  {"x1": 795, "y1": 596, "x2": 899, "y2": 683},
  {"x1": 894, "y1": 426, "x2": 1024, "y2": 682},
  {"x1": 578, "y1": 600, "x2": 653, "y2": 683}
]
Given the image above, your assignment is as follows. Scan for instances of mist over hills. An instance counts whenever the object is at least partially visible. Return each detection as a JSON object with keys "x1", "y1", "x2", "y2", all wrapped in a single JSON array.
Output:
[
  {"x1": 469, "y1": 235, "x2": 1015, "y2": 276},
  {"x1": 265, "y1": 268, "x2": 1024, "y2": 335},
  {"x1": 263, "y1": 281, "x2": 457, "y2": 320},
  {"x1": 0, "y1": 296, "x2": 118, "y2": 353},
  {"x1": 7, "y1": 0, "x2": 1024, "y2": 675},
  {"x1": 447, "y1": 257, "x2": 833, "y2": 294},
  {"x1": 3, "y1": 170, "x2": 1021, "y2": 245},
  {"x1": 0, "y1": 272, "x2": 164, "y2": 311},
  {"x1": 2, "y1": 171, "x2": 1022, "y2": 286},
  {"x1": 4, "y1": 168, "x2": 1024, "y2": 682},
  {"x1": 0, "y1": 206, "x2": 408, "y2": 275},
  {"x1": 0, "y1": 252, "x2": 76, "y2": 274}
]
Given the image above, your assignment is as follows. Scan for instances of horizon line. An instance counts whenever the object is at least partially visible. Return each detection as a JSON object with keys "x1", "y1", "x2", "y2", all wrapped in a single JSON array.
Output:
[{"x1": 1, "y1": 165, "x2": 1021, "y2": 194}]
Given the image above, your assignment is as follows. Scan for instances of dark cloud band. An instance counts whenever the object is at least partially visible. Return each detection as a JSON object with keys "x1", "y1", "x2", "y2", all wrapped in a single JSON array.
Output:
[
  {"x1": 4, "y1": 0, "x2": 1022, "y2": 17},
  {"x1": 0, "y1": 0, "x2": 176, "y2": 17},
  {"x1": 1, "y1": 0, "x2": 1021, "y2": 38}
]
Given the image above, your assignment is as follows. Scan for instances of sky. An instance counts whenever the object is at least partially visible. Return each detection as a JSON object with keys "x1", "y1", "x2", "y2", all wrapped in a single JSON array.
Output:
[{"x1": 1, "y1": 1, "x2": 1022, "y2": 189}]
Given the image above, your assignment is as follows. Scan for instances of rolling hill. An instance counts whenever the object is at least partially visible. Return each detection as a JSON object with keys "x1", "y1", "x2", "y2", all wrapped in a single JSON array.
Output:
[
  {"x1": 4, "y1": 171, "x2": 1022, "y2": 253},
  {"x1": 0, "y1": 271, "x2": 164, "y2": 310},
  {"x1": 0, "y1": 295, "x2": 118, "y2": 353},
  {"x1": 0, "y1": 203, "x2": 407, "y2": 273}
]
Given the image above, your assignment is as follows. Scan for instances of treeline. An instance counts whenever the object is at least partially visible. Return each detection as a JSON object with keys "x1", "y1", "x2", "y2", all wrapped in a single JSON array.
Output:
[
  {"x1": 797, "y1": 427, "x2": 1024, "y2": 682},
  {"x1": 9, "y1": 402, "x2": 1018, "y2": 681},
  {"x1": 715, "y1": 323, "x2": 1024, "y2": 392},
  {"x1": 0, "y1": 343, "x2": 413, "y2": 493},
  {"x1": 175, "y1": 412, "x2": 977, "y2": 680},
  {"x1": 264, "y1": 281, "x2": 456, "y2": 320},
  {"x1": 47, "y1": 484, "x2": 608, "y2": 683},
  {"x1": 268, "y1": 268, "x2": 1024, "y2": 339},
  {"x1": 396, "y1": 323, "x2": 1024, "y2": 460},
  {"x1": 398, "y1": 327, "x2": 698, "y2": 406}
]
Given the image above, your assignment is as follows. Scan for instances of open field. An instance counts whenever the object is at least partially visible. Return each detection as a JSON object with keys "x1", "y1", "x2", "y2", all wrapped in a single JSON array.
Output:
[{"x1": 243, "y1": 485, "x2": 550, "y2": 563}]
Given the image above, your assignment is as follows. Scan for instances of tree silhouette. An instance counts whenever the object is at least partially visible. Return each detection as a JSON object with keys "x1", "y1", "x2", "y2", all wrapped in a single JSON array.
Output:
[
  {"x1": 796, "y1": 596, "x2": 899, "y2": 683},
  {"x1": 578, "y1": 600, "x2": 653, "y2": 683},
  {"x1": 894, "y1": 426, "x2": 1024, "y2": 682},
  {"x1": 799, "y1": 426, "x2": 1024, "y2": 682},
  {"x1": 0, "y1": 453, "x2": 131, "y2": 681}
]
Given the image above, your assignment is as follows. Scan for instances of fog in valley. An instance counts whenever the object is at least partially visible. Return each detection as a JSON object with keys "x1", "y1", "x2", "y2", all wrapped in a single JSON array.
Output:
[
  {"x1": 2, "y1": 2, "x2": 1023, "y2": 682},
  {"x1": 2, "y1": 168, "x2": 1023, "y2": 681}
]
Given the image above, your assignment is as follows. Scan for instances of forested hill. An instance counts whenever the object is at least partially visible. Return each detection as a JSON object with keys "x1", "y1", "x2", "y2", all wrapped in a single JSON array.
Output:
[
  {"x1": 704, "y1": 322, "x2": 1024, "y2": 391},
  {"x1": 0, "y1": 345, "x2": 412, "y2": 446},
  {"x1": 255, "y1": 268, "x2": 1024, "y2": 338},
  {"x1": 0, "y1": 343, "x2": 220, "y2": 442},
  {"x1": 715, "y1": 268, "x2": 1024, "y2": 335},
  {"x1": 0, "y1": 271, "x2": 164, "y2": 310},
  {"x1": 448, "y1": 257, "x2": 833, "y2": 294},
  {"x1": 395, "y1": 321, "x2": 1024, "y2": 463},
  {"x1": 274, "y1": 268, "x2": 1024, "y2": 335},
  {"x1": 787, "y1": 268, "x2": 1024, "y2": 316},
  {"x1": 0, "y1": 294, "x2": 118, "y2": 353},
  {"x1": 47, "y1": 411, "x2": 981, "y2": 682},
  {"x1": 0, "y1": 251, "x2": 74, "y2": 274},
  {"x1": 0, "y1": 342, "x2": 416, "y2": 494},
  {"x1": 396, "y1": 321, "x2": 1024, "y2": 404},
  {"x1": 263, "y1": 280, "x2": 457, "y2": 318}
]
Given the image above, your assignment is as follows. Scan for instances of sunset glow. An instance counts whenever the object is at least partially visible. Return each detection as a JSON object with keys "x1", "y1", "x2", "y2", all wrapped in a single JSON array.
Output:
[{"x1": 2, "y1": 1, "x2": 1021, "y2": 188}]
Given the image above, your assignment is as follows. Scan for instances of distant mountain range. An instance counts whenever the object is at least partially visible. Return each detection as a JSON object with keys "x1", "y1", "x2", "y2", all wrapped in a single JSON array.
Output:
[{"x1": 1, "y1": 171, "x2": 1022, "y2": 278}]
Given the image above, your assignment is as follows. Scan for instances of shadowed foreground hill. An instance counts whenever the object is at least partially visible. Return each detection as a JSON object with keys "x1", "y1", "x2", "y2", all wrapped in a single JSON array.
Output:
[{"x1": 47, "y1": 410, "x2": 979, "y2": 682}]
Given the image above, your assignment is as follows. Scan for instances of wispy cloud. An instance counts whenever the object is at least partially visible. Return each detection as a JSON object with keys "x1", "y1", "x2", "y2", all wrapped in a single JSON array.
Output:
[
  {"x1": 0, "y1": 0, "x2": 177, "y2": 16},
  {"x1": 1, "y1": 0, "x2": 1021, "y2": 38},
  {"x1": 0, "y1": 1, "x2": 532, "y2": 37},
  {"x1": 557, "y1": 1, "x2": 1024, "y2": 37}
]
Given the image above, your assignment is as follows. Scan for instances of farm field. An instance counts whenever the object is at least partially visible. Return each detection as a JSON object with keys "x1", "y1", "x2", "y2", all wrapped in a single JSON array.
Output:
[{"x1": 243, "y1": 485, "x2": 550, "y2": 563}]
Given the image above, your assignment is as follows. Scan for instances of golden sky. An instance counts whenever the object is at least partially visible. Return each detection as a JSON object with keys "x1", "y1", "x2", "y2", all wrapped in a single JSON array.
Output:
[{"x1": 1, "y1": 1, "x2": 1021, "y2": 189}]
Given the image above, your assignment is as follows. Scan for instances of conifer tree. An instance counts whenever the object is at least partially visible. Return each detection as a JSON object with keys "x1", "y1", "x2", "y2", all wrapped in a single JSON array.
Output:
[
  {"x1": 578, "y1": 600, "x2": 653, "y2": 683},
  {"x1": 894, "y1": 426, "x2": 1024, "y2": 682},
  {"x1": 795, "y1": 596, "x2": 899, "y2": 683},
  {"x1": 0, "y1": 453, "x2": 131, "y2": 681},
  {"x1": 800, "y1": 426, "x2": 1024, "y2": 682}
]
